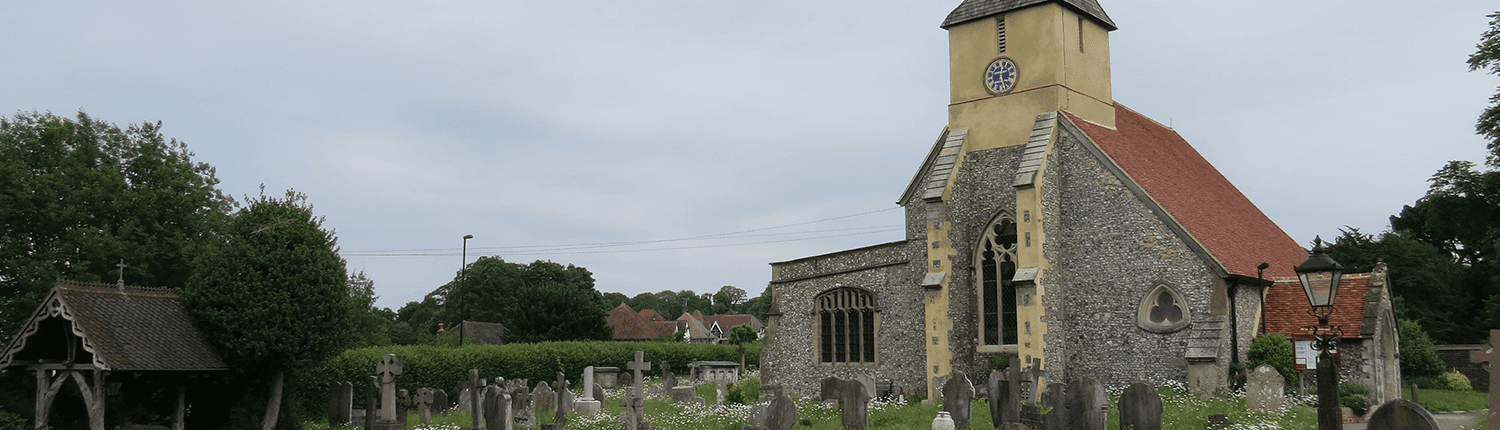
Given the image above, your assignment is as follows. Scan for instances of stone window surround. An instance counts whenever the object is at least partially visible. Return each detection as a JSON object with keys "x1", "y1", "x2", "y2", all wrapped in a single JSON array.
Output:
[
  {"x1": 976, "y1": 212, "x2": 1019, "y2": 353},
  {"x1": 1136, "y1": 283, "x2": 1191, "y2": 333},
  {"x1": 814, "y1": 286, "x2": 881, "y2": 366}
]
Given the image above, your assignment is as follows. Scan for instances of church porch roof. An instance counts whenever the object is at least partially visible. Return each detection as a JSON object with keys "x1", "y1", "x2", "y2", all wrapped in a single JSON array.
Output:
[{"x1": 1261, "y1": 273, "x2": 1376, "y2": 339}]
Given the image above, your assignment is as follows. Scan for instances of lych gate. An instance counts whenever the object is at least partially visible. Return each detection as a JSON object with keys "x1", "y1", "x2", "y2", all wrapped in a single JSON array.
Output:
[{"x1": 0, "y1": 280, "x2": 227, "y2": 430}]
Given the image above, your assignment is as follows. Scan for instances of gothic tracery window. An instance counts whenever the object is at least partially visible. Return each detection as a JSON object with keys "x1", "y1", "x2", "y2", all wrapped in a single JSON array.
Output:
[
  {"x1": 978, "y1": 215, "x2": 1018, "y2": 348},
  {"x1": 1136, "y1": 284, "x2": 1190, "y2": 333},
  {"x1": 817, "y1": 287, "x2": 878, "y2": 364}
]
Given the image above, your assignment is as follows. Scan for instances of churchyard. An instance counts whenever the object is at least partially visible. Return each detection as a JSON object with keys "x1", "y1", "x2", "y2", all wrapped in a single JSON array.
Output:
[{"x1": 307, "y1": 351, "x2": 1485, "y2": 430}]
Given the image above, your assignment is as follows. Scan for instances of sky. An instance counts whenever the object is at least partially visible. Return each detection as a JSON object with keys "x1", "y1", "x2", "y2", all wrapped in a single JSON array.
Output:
[{"x1": 3, "y1": 1, "x2": 1495, "y2": 310}]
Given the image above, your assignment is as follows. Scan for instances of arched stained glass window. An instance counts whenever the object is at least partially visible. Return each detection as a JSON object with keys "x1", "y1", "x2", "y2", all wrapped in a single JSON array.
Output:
[
  {"x1": 816, "y1": 287, "x2": 878, "y2": 364},
  {"x1": 977, "y1": 215, "x2": 1018, "y2": 347}
]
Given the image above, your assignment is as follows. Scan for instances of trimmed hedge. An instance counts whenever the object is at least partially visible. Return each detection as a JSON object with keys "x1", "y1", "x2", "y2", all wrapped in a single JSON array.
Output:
[{"x1": 295, "y1": 341, "x2": 760, "y2": 412}]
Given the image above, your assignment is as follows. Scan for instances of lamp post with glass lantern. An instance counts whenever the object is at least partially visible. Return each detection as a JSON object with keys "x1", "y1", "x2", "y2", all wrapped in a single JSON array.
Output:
[{"x1": 1294, "y1": 237, "x2": 1344, "y2": 430}]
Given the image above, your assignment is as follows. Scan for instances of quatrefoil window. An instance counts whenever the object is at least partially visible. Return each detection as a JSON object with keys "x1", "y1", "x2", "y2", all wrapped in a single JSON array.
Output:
[{"x1": 1137, "y1": 284, "x2": 1190, "y2": 333}]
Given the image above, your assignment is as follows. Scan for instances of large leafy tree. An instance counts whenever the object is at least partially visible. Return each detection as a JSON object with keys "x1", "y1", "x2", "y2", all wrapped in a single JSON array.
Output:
[
  {"x1": 1469, "y1": 12, "x2": 1500, "y2": 165},
  {"x1": 447, "y1": 257, "x2": 610, "y2": 343},
  {"x1": 0, "y1": 111, "x2": 233, "y2": 338},
  {"x1": 180, "y1": 190, "x2": 350, "y2": 430},
  {"x1": 1326, "y1": 228, "x2": 1473, "y2": 343}
]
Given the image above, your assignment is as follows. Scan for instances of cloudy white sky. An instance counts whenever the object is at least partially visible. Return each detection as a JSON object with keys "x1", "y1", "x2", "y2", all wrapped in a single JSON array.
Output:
[{"x1": 4, "y1": 1, "x2": 1495, "y2": 310}]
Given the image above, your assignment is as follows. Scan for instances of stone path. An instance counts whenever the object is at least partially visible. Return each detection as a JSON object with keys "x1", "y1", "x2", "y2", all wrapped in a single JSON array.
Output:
[{"x1": 1344, "y1": 410, "x2": 1486, "y2": 430}]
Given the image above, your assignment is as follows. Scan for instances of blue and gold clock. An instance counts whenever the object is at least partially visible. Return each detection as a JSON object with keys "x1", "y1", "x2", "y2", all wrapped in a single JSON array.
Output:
[{"x1": 983, "y1": 57, "x2": 1018, "y2": 95}]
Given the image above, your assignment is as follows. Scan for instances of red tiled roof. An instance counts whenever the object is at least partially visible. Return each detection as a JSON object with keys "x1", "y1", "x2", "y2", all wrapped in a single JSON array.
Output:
[
  {"x1": 639, "y1": 308, "x2": 665, "y2": 322},
  {"x1": 1066, "y1": 105, "x2": 1309, "y2": 279},
  {"x1": 606, "y1": 303, "x2": 680, "y2": 340},
  {"x1": 704, "y1": 314, "x2": 763, "y2": 332},
  {"x1": 1261, "y1": 274, "x2": 1372, "y2": 339}
]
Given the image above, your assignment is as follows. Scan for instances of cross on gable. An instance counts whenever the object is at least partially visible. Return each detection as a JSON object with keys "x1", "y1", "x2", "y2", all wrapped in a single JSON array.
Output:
[
  {"x1": 377, "y1": 354, "x2": 402, "y2": 384},
  {"x1": 628, "y1": 350, "x2": 651, "y2": 373}
]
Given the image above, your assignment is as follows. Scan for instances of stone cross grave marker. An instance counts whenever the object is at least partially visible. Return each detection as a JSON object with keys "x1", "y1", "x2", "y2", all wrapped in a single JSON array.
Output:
[
  {"x1": 1246, "y1": 365, "x2": 1285, "y2": 413},
  {"x1": 397, "y1": 389, "x2": 412, "y2": 426},
  {"x1": 376, "y1": 354, "x2": 403, "y2": 422},
  {"x1": 940, "y1": 370, "x2": 974, "y2": 429},
  {"x1": 621, "y1": 350, "x2": 653, "y2": 430},
  {"x1": 469, "y1": 369, "x2": 482, "y2": 430},
  {"x1": 737, "y1": 343, "x2": 748, "y2": 375},
  {"x1": 540, "y1": 372, "x2": 570, "y2": 430},
  {"x1": 415, "y1": 388, "x2": 434, "y2": 426},
  {"x1": 1119, "y1": 382, "x2": 1162, "y2": 430},
  {"x1": 1471, "y1": 329, "x2": 1500, "y2": 426},
  {"x1": 1366, "y1": 399, "x2": 1439, "y2": 430}
]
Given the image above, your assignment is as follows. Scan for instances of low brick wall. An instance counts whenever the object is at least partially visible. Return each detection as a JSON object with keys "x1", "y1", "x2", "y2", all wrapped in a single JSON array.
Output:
[{"x1": 1436, "y1": 345, "x2": 1490, "y2": 392}]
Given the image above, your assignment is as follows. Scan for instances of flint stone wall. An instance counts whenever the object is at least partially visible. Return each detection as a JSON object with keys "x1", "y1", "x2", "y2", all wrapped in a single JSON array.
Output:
[{"x1": 763, "y1": 240, "x2": 927, "y2": 398}]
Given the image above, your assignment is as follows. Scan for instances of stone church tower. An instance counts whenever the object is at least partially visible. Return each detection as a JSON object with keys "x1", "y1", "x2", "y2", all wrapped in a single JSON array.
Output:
[{"x1": 761, "y1": 0, "x2": 1313, "y2": 399}]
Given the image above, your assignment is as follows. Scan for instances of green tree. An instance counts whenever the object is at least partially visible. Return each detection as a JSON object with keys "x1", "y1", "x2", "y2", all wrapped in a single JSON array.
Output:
[
  {"x1": 345, "y1": 270, "x2": 395, "y2": 348},
  {"x1": 0, "y1": 111, "x2": 233, "y2": 338},
  {"x1": 1399, "y1": 320, "x2": 1446, "y2": 379},
  {"x1": 180, "y1": 190, "x2": 349, "y2": 430},
  {"x1": 741, "y1": 286, "x2": 774, "y2": 321},
  {"x1": 1468, "y1": 11, "x2": 1500, "y2": 166},
  {"x1": 1326, "y1": 227, "x2": 1472, "y2": 343},
  {"x1": 393, "y1": 297, "x2": 444, "y2": 345},
  {"x1": 729, "y1": 323, "x2": 758, "y2": 345},
  {"x1": 447, "y1": 257, "x2": 610, "y2": 343},
  {"x1": 1247, "y1": 333, "x2": 1297, "y2": 385},
  {"x1": 712, "y1": 285, "x2": 747, "y2": 315}
]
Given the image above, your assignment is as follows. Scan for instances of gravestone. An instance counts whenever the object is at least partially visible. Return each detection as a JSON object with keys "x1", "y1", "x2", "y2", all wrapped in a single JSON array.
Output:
[
  {"x1": 540, "y1": 372, "x2": 570, "y2": 430},
  {"x1": 1039, "y1": 382, "x2": 1068, "y2": 430},
  {"x1": 1245, "y1": 365, "x2": 1285, "y2": 413},
  {"x1": 1118, "y1": 382, "x2": 1162, "y2": 430},
  {"x1": 433, "y1": 389, "x2": 449, "y2": 413},
  {"x1": 415, "y1": 388, "x2": 434, "y2": 426},
  {"x1": 484, "y1": 386, "x2": 513, "y2": 430},
  {"x1": 1470, "y1": 329, "x2": 1500, "y2": 427},
  {"x1": 838, "y1": 378, "x2": 870, "y2": 430},
  {"x1": 513, "y1": 387, "x2": 536, "y2": 428},
  {"x1": 365, "y1": 376, "x2": 378, "y2": 430},
  {"x1": 716, "y1": 382, "x2": 728, "y2": 405},
  {"x1": 940, "y1": 371, "x2": 974, "y2": 429},
  {"x1": 765, "y1": 392, "x2": 798, "y2": 430},
  {"x1": 468, "y1": 370, "x2": 483, "y2": 430},
  {"x1": 819, "y1": 377, "x2": 843, "y2": 401},
  {"x1": 595, "y1": 366, "x2": 620, "y2": 388},
  {"x1": 396, "y1": 389, "x2": 412, "y2": 426},
  {"x1": 620, "y1": 350, "x2": 653, "y2": 430},
  {"x1": 1066, "y1": 377, "x2": 1107, "y2": 430},
  {"x1": 577, "y1": 366, "x2": 602, "y2": 414},
  {"x1": 661, "y1": 362, "x2": 677, "y2": 389},
  {"x1": 671, "y1": 386, "x2": 705, "y2": 405},
  {"x1": 988, "y1": 369, "x2": 1014, "y2": 428},
  {"x1": 933, "y1": 411, "x2": 955, "y2": 430},
  {"x1": 329, "y1": 381, "x2": 353, "y2": 426},
  {"x1": 372, "y1": 354, "x2": 403, "y2": 430},
  {"x1": 533, "y1": 381, "x2": 556, "y2": 417},
  {"x1": 592, "y1": 382, "x2": 605, "y2": 406},
  {"x1": 1365, "y1": 399, "x2": 1439, "y2": 430}
]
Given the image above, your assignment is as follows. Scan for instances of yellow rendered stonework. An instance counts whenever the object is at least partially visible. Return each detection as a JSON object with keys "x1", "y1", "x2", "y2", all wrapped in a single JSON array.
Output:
[
  {"x1": 947, "y1": 3, "x2": 1114, "y2": 155},
  {"x1": 924, "y1": 220, "x2": 956, "y2": 400}
]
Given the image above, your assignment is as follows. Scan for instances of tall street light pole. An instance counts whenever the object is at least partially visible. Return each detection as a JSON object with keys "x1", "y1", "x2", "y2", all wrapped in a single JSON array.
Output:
[{"x1": 460, "y1": 234, "x2": 473, "y2": 346}]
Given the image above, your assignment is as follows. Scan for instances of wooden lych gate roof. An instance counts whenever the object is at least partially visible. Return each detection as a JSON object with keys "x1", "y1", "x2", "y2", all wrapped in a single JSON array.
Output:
[{"x1": 0, "y1": 280, "x2": 227, "y2": 371}]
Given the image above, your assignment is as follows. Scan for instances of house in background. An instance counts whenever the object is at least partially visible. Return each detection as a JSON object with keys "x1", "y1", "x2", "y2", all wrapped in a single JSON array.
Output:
[{"x1": 606, "y1": 303, "x2": 764, "y2": 344}]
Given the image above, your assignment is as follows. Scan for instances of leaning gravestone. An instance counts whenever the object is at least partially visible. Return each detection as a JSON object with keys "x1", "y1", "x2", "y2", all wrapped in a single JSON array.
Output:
[
  {"x1": 484, "y1": 386, "x2": 513, "y2": 430},
  {"x1": 1118, "y1": 382, "x2": 1162, "y2": 430},
  {"x1": 592, "y1": 382, "x2": 605, "y2": 406},
  {"x1": 1066, "y1": 377, "x2": 1107, "y2": 430},
  {"x1": 988, "y1": 369, "x2": 1014, "y2": 428},
  {"x1": 1246, "y1": 365, "x2": 1285, "y2": 413},
  {"x1": 1365, "y1": 399, "x2": 1439, "y2": 430},
  {"x1": 765, "y1": 391, "x2": 798, "y2": 430},
  {"x1": 941, "y1": 371, "x2": 975, "y2": 429},
  {"x1": 671, "y1": 386, "x2": 705, "y2": 405}
]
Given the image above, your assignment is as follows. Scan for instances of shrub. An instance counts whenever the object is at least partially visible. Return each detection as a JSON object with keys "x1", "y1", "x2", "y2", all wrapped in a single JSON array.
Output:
[
  {"x1": 1339, "y1": 395, "x2": 1370, "y2": 416},
  {"x1": 1247, "y1": 334, "x2": 1297, "y2": 385},
  {"x1": 1399, "y1": 320, "x2": 1445, "y2": 378},
  {"x1": 985, "y1": 355, "x2": 1012, "y2": 374},
  {"x1": 1438, "y1": 370, "x2": 1473, "y2": 391},
  {"x1": 1339, "y1": 383, "x2": 1371, "y2": 397},
  {"x1": 0, "y1": 409, "x2": 23, "y2": 430}
]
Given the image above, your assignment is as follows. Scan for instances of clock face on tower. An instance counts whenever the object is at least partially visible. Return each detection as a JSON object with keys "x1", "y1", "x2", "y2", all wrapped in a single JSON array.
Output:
[{"x1": 983, "y1": 57, "x2": 1018, "y2": 95}]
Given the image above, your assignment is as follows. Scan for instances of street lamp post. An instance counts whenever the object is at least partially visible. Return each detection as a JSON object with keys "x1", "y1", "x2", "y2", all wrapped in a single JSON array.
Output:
[
  {"x1": 1294, "y1": 237, "x2": 1345, "y2": 430},
  {"x1": 460, "y1": 234, "x2": 473, "y2": 346}
]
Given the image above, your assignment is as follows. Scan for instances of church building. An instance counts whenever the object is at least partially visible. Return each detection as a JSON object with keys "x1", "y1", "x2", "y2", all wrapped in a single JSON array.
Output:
[{"x1": 760, "y1": 0, "x2": 1315, "y2": 399}]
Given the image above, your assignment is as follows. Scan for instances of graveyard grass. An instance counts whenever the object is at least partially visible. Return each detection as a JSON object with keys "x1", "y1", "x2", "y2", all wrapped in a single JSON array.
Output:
[
  {"x1": 306, "y1": 375, "x2": 1352, "y2": 430},
  {"x1": 1402, "y1": 386, "x2": 1489, "y2": 412}
]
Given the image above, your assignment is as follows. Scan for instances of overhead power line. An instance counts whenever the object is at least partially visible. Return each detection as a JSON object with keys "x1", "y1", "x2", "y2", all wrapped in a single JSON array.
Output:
[{"x1": 344, "y1": 206, "x2": 903, "y2": 257}]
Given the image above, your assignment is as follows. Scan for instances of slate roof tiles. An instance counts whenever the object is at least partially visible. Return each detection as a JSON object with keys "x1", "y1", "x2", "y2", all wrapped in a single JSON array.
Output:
[{"x1": 2, "y1": 280, "x2": 227, "y2": 371}]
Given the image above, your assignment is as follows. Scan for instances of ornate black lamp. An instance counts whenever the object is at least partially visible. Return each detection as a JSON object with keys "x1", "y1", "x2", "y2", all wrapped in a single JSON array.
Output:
[{"x1": 1294, "y1": 236, "x2": 1344, "y2": 430}]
